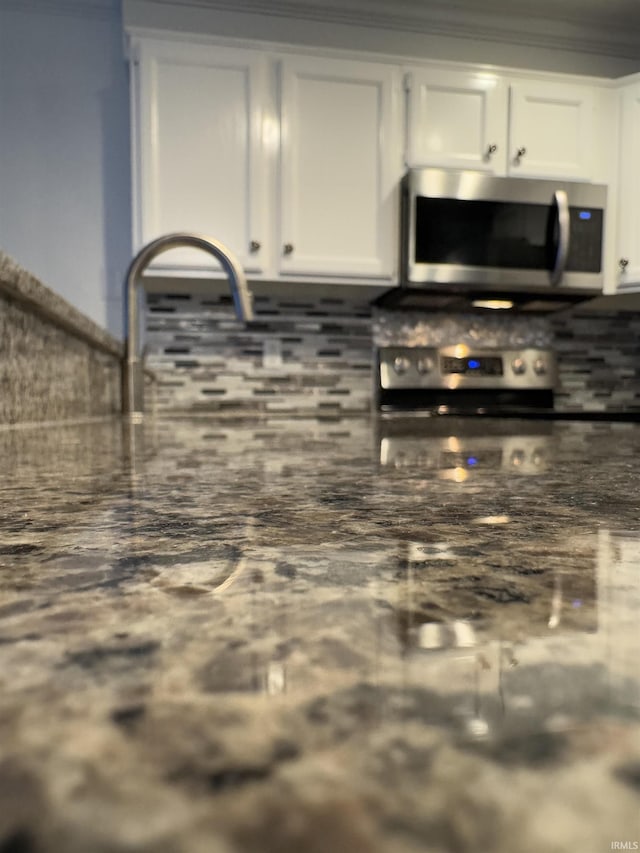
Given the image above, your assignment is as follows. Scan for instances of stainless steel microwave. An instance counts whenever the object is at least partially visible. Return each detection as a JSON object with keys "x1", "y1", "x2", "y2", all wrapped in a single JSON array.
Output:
[{"x1": 401, "y1": 168, "x2": 607, "y2": 293}]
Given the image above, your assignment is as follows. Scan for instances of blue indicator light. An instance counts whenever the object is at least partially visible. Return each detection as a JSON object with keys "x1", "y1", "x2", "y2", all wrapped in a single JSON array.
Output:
[
  {"x1": 467, "y1": 359, "x2": 480, "y2": 369},
  {"x1": 467, "y1": 457, "x2": 478, "y2": 466},
  {"x1": 579, "y1": 211, "x2": 591, "y2": 220}
]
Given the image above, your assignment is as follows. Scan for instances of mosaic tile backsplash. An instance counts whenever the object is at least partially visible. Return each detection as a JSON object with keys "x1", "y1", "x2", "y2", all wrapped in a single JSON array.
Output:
[
  {"x1": 145, "y1": 292, "x2": 373, "y2": 415},
  {"x1": 551, "y1": 312, "x2": 640, "y2": 412},
  {"x1": 372, "y1": 310, "x2": 553, "y2": 349},
  {"x1": 144, "y1": 291, "x2": 640, "y2": 414}
]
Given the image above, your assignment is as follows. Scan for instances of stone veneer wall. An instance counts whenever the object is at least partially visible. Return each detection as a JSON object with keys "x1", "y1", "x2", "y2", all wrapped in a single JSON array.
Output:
[
  {"x1": 0, "y1": 253, "x2": 123, "y2": 426},
  {"x1": 145, "y1": 291, "x2": 640, "y2": 415}
]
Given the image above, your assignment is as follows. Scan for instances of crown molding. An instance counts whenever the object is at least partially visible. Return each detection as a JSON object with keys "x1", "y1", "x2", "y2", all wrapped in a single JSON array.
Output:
[
  {"x1": 135, "y1": 0, "x2": 640, "y2": 60},
  {"x1": 0, "y1": 0, "x2": 117, "y2": 19}
]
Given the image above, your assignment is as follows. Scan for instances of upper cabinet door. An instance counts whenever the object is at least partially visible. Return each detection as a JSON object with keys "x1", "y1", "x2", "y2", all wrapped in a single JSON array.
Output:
[
  {"x1": 279, "y1": 56, "x2": 402, "y2": 279},
  {"x1": 405, "y1": 68, "x2": 508, "y2": 173},
  {"x1": 508, "y1": 81, "x2": 595, "y2": 180},
  {"x1": 616, "y1": 82, "x2": 640, "y2": 291},
  {"x1": 134, "y1": 40, "x2": 268, "y2": 273}
]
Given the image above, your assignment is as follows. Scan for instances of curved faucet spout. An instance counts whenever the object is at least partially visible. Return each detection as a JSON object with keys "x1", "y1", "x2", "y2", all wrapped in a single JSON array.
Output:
[{"x1": 123, "y1": 232, "x2": 254, "y2": 419}]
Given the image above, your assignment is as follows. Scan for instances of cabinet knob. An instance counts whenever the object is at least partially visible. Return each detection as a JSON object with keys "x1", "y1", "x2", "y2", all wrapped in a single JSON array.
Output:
[
  {"x1": 514, "y1": 146, "x2": 527, "y2": 163},
  {"x1": 619, "y1": 258, "x2": 629, "y2": 271},
  {"x1": 486, "y1": 143, "x2": 498, "y2": 158},
  {"x1": 249, "y1": 240, "x2": 261, "y2": 253},
  {"x1": 283, "y1": 243, "x2": 294, "y2": 255}
]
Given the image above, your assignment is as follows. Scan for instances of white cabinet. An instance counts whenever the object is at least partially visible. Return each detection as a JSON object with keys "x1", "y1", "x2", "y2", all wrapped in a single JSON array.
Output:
[
  {"x1": 278, "y1": 56, "x2": 401, "y2": 279},
  {"x1": 133, "y1": 39, "x2": 269, "y2": 274},
  {"x1": 405, "y1": 68, "x2": 508, "y2": 173},
  {"x1": 615, "y1": 81, "x2": 640, "y2": 290},
  {"x1": 130, "y1": 36, "x2": 616, "y2": 288},
  {"x1": 508, "y1": 81, "x2": 595, "y2": 179},
  {"x1": 406, "y1": 69, "x2": 597, "y2": 181},
  {"x1": 131, "y1": 39, "x2": 402, "y2": 283}
]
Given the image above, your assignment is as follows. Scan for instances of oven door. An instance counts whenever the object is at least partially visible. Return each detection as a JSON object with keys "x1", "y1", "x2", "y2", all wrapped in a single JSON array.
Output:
[{"x1": 403, "y1": 169, "x2": 607, "y2": 293}]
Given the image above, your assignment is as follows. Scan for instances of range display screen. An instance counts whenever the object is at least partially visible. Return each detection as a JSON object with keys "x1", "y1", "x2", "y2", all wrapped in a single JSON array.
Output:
[{"x1": 441, "y1": 356, "x2": 504, "y2": 376}]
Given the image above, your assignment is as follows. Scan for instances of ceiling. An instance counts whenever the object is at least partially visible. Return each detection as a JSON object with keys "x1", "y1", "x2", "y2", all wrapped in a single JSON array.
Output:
[
  {"x1": 152, "y1": 0, "x2": 640, "y2": 59},
  {"x1": 362, "y1": 0, "x2": 640, "y2": 29}
]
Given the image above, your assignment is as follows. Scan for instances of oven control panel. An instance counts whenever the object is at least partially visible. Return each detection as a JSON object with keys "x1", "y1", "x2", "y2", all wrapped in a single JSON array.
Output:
[{"x1": 378, "y1": 346, "x2": 556, "y2": 391}]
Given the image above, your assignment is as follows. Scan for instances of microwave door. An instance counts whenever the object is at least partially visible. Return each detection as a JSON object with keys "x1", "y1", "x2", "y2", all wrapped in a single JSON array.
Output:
[
  {"x1": 404, "y1": 169, "x2": 607, "y2": 293},
  {"x1": 411, "y1": 195, "x2": 563, "y2": 288}
]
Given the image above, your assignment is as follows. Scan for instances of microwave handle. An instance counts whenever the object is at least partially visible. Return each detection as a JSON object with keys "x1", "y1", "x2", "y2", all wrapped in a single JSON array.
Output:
[{"x1": 551, "y1": 190, "x2": 570, "y2": 286}]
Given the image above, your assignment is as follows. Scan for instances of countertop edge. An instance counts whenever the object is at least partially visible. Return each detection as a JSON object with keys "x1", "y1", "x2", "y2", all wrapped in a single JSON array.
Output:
[{"x1": 0, "y1": 251, "x2": 124, "y2": 360}]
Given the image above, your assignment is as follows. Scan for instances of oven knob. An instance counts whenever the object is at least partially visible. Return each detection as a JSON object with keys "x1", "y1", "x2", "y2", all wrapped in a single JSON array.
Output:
[
  {"x1": 511, "y1": 357, "x2": 526, "y2": 375},
  {"x1": 533, "y1": 358, "x2": 547, "y2": 376},
  {"x1": 393, "y1": 355, "x2": 411, "y2": 375},
  {"x1": 416, "y1": 356, "x2": 435, "y2": 375}
]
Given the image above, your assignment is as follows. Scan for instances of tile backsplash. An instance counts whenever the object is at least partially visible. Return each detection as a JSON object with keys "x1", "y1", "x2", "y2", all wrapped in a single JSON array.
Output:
[
  {"x1": 551, "y1": 312, "x2": 640, "y2": 412},
  {"x1": 372, "y1": 310, "x2": 553, "y2": 349},
  {"x1": 144, "y1": 290, "x2": 640, "y2": 415},
  {"x1": 145, "y1": 292, "x2": 373, "y2": 415}
]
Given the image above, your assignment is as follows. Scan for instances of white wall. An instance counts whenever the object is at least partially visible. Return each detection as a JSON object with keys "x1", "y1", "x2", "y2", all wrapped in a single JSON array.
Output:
[{"x1": 0, "y1": 0, "x2": 131, "y2": 337}]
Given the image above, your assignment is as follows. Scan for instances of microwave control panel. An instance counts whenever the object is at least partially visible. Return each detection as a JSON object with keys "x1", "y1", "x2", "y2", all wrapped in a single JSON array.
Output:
[{"x1": 567, "y1": 207, "x2": 604, "y2": 273}]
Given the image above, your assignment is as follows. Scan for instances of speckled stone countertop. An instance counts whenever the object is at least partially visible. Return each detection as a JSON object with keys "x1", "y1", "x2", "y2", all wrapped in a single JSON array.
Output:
[
  {"x1": 1, "y1": 415, "x2": 639, "y2": 853},
  {"x1": 0, "y1": 251, "x2": 122, "y2": 358}
]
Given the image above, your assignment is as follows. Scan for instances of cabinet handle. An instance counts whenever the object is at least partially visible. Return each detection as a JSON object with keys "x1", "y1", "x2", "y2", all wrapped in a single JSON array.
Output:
[
  {"x1": 514, "y1": 146, "x2": 527, "y2": 163},
  {"x1": 619, "y1": 258, "x2": 629, "y2": 271},
  {"x1": 283, "y1": 243, "x2": 294, "y2": 255},
  {"x1": 249, "y1": 240, "x2": 261, "y2": 253},
  {"x1": 486, "y1": 144, "x2": 498, "y2": 158}
]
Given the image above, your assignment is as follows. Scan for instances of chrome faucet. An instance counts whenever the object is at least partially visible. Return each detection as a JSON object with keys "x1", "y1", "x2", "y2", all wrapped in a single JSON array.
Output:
[{"x1": 122, "y1": 232, "x2": 254, "y2": 419}]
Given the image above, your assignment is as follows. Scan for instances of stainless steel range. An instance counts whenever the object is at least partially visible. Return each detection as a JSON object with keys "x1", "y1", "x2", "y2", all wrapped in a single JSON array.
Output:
[{"x1": 375, "y1": 344, "x2": 557, "y2": 414}]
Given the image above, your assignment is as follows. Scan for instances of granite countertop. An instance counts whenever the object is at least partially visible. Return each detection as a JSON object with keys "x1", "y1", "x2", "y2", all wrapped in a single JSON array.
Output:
[
  {"x1": 1, "y1": 414, "x2": 639, "y2": 853},
  {"x1": 0, "y1": 251, "x2": 123, "y2": 359}
]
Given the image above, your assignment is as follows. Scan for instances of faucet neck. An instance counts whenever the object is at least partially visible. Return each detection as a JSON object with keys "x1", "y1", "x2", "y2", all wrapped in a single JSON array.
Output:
[{"x1": 123, "y1": 232, "x2": 254, "y2": 417}]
